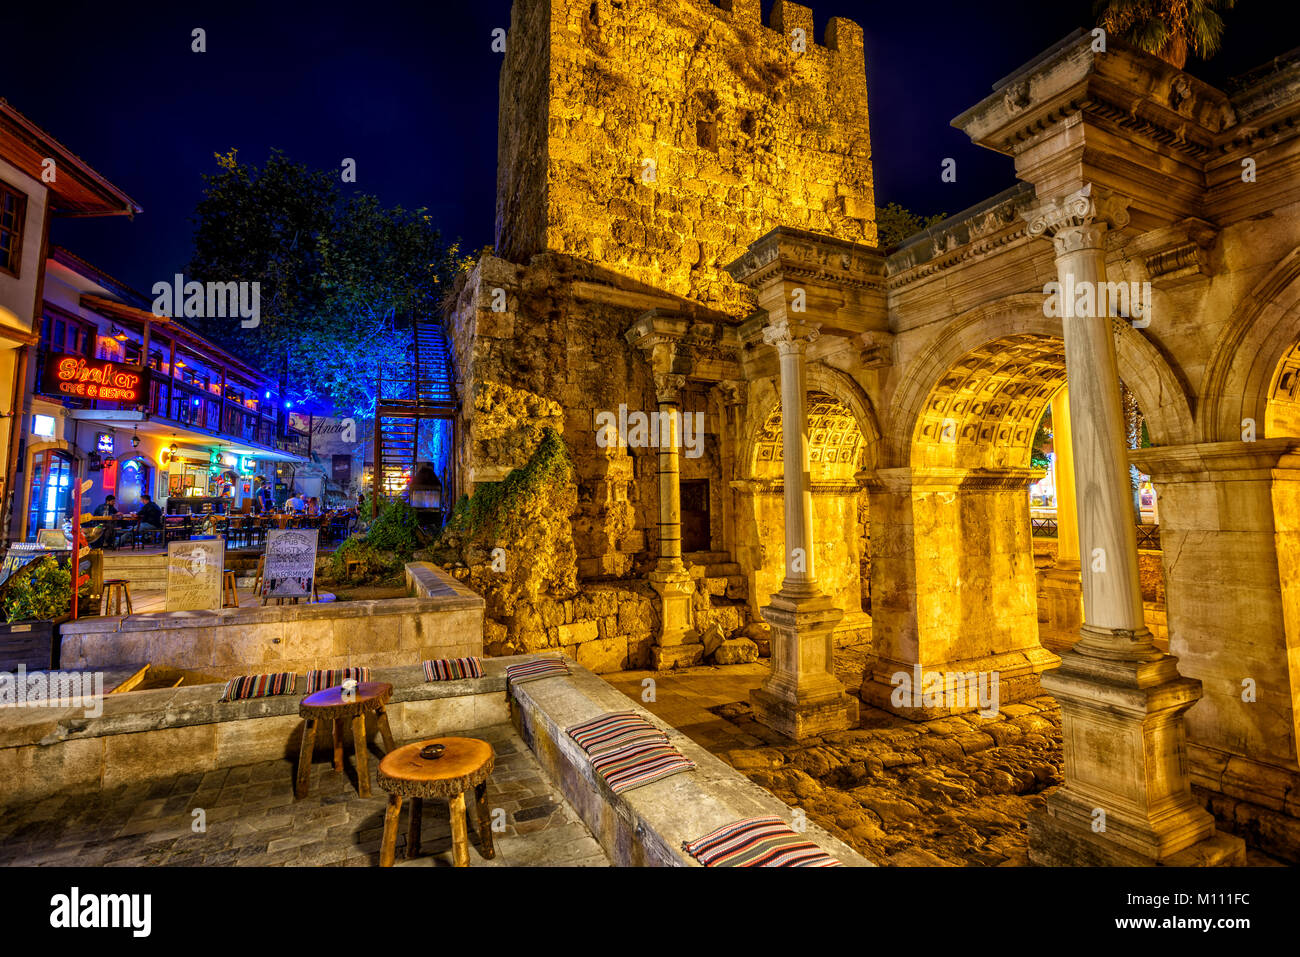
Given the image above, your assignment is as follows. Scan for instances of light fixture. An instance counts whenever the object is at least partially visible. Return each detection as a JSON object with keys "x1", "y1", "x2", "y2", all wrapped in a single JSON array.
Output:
[
  {"x1": 131, "y1": 427, "x2": 140, "y2": 450},
  {"x1": 111, "y1": 324, "x2": 129, "y2": 342},
  {"x1": 176, "y1": 358, "x2": 187, "y2": 369},
  {"x1": 285, "y1": 400, "x2": 293, "y2": 409},
  {"x1": 264, "y1": 391, "x2": 271, "y2": 400}
]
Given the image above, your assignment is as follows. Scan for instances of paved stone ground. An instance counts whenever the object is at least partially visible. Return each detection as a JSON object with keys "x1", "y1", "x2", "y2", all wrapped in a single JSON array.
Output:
[{"x1": 0, "y1": 723, "x2": 610, "y2": 867}]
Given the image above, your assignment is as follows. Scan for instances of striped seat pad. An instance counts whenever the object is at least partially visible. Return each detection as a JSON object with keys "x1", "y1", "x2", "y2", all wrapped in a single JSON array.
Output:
[
  {"x1": 305, "y1": 667, "x2": 372, "y2": 694},
  {"x1": 423, "y1": 657, "x2": 483, "y2": 681},
  {"x1": 683, "y1": 815, "x2": 843, "y2": 867},
  {"x1": 590, "y1": 739, "x2": 695, "y2": 794},
  {"x1": 504, "y1": 658, "x2": 571, "y2": 687},
  {"x1": 567, "y1": 710, "x2": 668, "y2": 757},
  {"x1": 219, "y1": 672, "x2": 296, "y2": 702}
]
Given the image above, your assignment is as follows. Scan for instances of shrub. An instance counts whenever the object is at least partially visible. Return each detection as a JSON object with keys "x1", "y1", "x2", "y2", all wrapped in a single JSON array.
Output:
[{"x1": 3, "y1": 557, "x2": 71, "y2": 623}]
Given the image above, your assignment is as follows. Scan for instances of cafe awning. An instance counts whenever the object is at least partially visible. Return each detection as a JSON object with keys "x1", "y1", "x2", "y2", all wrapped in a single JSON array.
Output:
[{"x1": 69, "y1": 409, "x2": 308, "y2": 464}]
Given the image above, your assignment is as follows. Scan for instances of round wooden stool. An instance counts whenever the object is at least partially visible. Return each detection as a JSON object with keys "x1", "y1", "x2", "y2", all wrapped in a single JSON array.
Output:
[
  {"x1": 222, "y1": 569, "x2": 239, "y2": 608},
  {"x1": 378, "y1": 737, "x2": 495, "y2": 867},
  {"x1": 101, "y1": 579, "x2": 133, "y2": 617},
  {"x1": 296, "y1": 681, "x2": 395, "y2": 799}
]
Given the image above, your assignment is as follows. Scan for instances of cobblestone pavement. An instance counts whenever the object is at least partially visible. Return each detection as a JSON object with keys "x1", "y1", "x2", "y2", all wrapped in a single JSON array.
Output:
[{"x1": 0, "y1": 724, "x2": 610, "y2": 867}]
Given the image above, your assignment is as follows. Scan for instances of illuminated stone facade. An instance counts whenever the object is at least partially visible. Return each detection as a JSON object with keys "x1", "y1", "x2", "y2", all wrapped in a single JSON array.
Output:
[{"x1": 448, "y1": 1, "x2": 1300, "y2": 863}]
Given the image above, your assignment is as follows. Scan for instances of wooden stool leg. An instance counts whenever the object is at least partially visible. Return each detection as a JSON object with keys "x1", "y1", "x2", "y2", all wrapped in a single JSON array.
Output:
[
  {"x1": 295, "y1": 719, "x2": 317, "y2": 798},
  {"x1": 449, "y1": 792, "x2": 470, "y2": 867},
  {"x1": 376, "y1": 706, "x2": 397, "y2": 753},
  {"x1": 123, "y1": 586, "x2": 131, "y2": 615},
  {"x1": 380, "y1": 793, "x2": 402, "y2": 868},
  {"x1": 352, "y1": 713, "x2": 370, "y2": 797},
  {"x1": 405, "y1": 797, "x2": 423, "y2": 859},
  {"x1": 331, "y1": 718, "x2": 345, "y2": 772},
  {"x1": 475, "y1": 782, "x2": 496, "y2": 859}
]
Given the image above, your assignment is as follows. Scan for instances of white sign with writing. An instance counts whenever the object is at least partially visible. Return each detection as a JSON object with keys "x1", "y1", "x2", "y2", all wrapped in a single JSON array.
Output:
[
  {"x1": 165, "y1": 539, "x2": 225, "y2": 611},
  {"x1": 263, "y1": 528, "x2": 319, "y2": 599}
]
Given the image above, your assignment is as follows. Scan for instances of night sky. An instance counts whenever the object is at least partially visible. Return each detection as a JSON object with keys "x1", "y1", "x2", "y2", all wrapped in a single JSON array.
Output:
[{"x1": 8, "y1": 0, "x2": 1289, "y2": 295}]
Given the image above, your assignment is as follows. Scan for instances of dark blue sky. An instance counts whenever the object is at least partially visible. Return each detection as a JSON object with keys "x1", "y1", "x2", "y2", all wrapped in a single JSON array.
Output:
[{"x1": 8, "y1": 0, "x2": 1288, "y2": 294}]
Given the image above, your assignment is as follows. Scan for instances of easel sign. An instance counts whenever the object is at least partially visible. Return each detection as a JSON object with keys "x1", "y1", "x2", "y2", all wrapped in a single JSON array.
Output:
[
  {"x1": 165, "y1": 538, "x2": 225, "y2": 611},
  {"x1": 262, "y1": 528, "x2": 319, "y2": 603}
]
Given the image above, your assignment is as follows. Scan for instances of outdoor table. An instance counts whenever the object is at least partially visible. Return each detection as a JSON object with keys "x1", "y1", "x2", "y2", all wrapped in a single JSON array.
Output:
[
  {"x1": 296, "y1": 681, "x2": 396, "y2": 799},
  {"x1": 377, "y1": 737, "x2": 496, "y2": 867}
]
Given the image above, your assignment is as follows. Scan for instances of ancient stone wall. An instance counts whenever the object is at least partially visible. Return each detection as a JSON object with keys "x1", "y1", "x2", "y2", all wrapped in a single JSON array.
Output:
[{"x1": 495, "y1": 0, "x2": 877, "y2": 315}]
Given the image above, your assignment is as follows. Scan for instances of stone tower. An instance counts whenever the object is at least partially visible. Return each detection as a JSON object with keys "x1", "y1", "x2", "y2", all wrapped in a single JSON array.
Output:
[{"x1": 494, "y1": 0, "x2": 877, "y2": 315}]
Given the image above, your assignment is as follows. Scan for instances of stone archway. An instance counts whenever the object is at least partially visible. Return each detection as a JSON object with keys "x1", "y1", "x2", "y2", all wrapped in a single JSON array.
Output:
[{"x1": 741, "y1": 389, "x2": 872, "y2": 640}]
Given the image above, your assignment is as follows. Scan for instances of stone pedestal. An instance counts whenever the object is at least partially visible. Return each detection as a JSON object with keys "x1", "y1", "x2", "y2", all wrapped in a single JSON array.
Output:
[
  {"x1": 753, "y1": 590, "x2": 858, "y2": 739},
  {"x1": 1040, "y1": 561, "x2": 1083, "y2": 643},
  {"x1": 1032, "y1": 632, "x2": 1227, "y2": 863},
  {"x1": 648, "y1": 569, "x2": 701, "y2": 669}
]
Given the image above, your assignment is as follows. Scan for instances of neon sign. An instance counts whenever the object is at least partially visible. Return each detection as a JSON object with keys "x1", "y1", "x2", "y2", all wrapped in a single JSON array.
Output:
[{"x1": 43, "y1": 353, "x2": 148, "y2": 403}]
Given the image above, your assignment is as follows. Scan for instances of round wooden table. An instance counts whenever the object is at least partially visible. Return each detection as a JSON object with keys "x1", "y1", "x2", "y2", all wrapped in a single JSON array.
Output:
[
  {"x1": 296, "y1": 681, "x2": 395, "y2": 799},
  {"x1": 377, "y1": 737, "x2": 496, "y2": 867}
]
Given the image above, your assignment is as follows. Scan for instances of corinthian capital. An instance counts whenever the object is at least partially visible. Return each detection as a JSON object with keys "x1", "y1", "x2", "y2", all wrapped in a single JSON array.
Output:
[
  {"x1": 762, "y1": 316, "x2": 821, "y2": 355},
  {"x1": 654, "y1": 373, "x2": 687, "y2": 405},
  {"x1": 1023, "y1": 184, "x2": 1131, "y2": 255}
]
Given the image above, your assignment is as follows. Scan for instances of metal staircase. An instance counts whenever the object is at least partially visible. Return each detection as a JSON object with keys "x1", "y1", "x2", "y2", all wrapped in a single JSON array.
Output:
[{"x1": 372, "y1": 317, "x2": 457, "y2": 515}]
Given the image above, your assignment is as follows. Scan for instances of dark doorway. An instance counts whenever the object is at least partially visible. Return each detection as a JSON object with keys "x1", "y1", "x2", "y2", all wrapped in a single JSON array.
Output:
[{"x1": 680, "y1": 479, "x2": 710, "y2": 553}]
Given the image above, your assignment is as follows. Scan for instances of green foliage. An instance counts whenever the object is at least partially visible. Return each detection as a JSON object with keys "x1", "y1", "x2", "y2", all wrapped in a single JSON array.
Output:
[
  {"x1": 364, "y1": 499, "x2": 424, "y2": 555},
  {"x1": 874, "y1": 202, "x2": 947, "y2": 250},
  {"x1": 187, "y1": 149, "x2": 465, "y2": 416},
  {"x1": 327, "y1": 499, "x2": 424, "y2": 581},
  {"x1": 1095, "y1": 0, "x2": 1236, "y2": 68},
  {"x1": 3, "y1": 557, "x2": 71, "y2": 624},
  {"x1": 443, "y1": 428, "x2": 573, "y2": 545}
]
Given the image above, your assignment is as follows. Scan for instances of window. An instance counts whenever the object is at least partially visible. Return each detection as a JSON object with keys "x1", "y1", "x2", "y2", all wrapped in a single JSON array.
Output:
[{"x1": 0, "y1": 180, "x2": 26, "y2": 277}]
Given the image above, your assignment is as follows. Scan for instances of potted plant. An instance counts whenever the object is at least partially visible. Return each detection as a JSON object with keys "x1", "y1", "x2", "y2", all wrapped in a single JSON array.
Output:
[{"x1": 0, "y1": 556, "x2": 73, "y2": 671}]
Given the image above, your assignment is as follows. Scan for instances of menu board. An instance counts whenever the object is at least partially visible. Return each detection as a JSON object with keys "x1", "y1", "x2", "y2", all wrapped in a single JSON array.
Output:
[
  {"x1": 37, "y1": 529, "x2": 70, "y2": 549},
  {"x1": 262, "y1": 528, "x2": 318, "y2": 600},
  {"x1": 165, "y1": 539, "x2": 225, "y2": 611}
]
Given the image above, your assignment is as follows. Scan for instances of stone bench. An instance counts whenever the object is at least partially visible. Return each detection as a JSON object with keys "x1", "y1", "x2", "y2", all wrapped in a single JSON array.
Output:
[
  {"x1": 510, "y1": 658, "x2": 872, "y2": 866},
  {"x1": 0, "y1": 661, "x2": 509, "y2": 805}
]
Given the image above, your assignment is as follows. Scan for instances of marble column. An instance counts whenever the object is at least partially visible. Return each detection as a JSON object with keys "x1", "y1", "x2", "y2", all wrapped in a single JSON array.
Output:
[
  {"x1": 1041, "y1": 385, "x2": 1084, "y2": 639},
  {"x1": 750, "y1": 317, "x2": 858, "y2": 739},
  {"x1": 647, "y1": 373, "x2": 701, "y2": 669},
  {"x1": 1023, "y1": 185, "x2": 1242, "y2": 865}
]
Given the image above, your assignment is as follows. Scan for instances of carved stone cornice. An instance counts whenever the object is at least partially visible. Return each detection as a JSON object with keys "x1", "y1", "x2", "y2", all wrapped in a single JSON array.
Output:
[
  {"x1": 1023, "y1": 184, "x2": 1132, "y2": 254},
  {"x1": 1122, "y1": 218, "x2": 1218, "y2": 285},
  {"x1": 725, "y1": 226, "x2": 885, "y2": 293}
]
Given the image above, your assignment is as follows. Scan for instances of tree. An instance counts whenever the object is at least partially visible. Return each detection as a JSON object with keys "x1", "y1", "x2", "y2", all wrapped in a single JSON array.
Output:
[
  {"x1": 1095, "y1": 0, "x2": 1237, "y2": 70},
  {"x1": 187, "y1": 149, "x2": 463, "y2": 417},
  {"x1": 874, "y1": 202, "x2": 947, "y2": 250}
]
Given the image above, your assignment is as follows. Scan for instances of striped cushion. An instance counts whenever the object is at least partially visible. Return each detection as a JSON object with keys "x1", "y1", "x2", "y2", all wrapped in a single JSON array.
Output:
[
  {"x1": 567, "y1": 711, "x2": 668, "y2": 757},
  {"x1": 590, "y1": 739, "x2": 695, "y2": 794},
  {"x1": 683, "y1": 816, "x2": 844, "y2": 867},
  {"x1": 219, "y1": 672, "x2": 296, "y2": 703},
  {"x1": 423, "y1": 657, "x2": 483, "y2": 681},
  {"x1": 504, "y1": 658, "x2": 570, "y2": 688},
  {"x1": 305, "y1": 667, "x2": 371, "y2": 694}
]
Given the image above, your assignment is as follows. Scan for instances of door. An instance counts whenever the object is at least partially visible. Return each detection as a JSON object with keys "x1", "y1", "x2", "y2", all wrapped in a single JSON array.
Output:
[
  {"x1": 116, "y1": 456, "x2": 151, "y2": 513},
  {"x1": 27, "y1": 449, "x2": 75, "y2": 540},
  {"x1": 680, "y1": 479, "x2": 710, "y2": 553}
]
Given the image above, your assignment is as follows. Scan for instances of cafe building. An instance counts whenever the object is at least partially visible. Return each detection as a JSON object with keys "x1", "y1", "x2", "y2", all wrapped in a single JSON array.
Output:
[{"x1": 10, "y1": 246, "x2": 307, "y2": 542}]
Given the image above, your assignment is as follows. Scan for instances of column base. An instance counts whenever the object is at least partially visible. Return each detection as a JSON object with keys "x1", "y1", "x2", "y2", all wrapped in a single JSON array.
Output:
[
  {"x1": 752, "y1": 589, "x2": 857, "y2": 740},
  {"x1": 1040, "y1": 561, "x2": 1083, "y2": 643},
  {"x1": 751, "y1": 685, "x2": 859, "y2": 740},
  {"x1": 650, "y1": 642, "x2": 704, "y2": 670},
  {"x1": 1034, "y1": 632, "x2": 1222, "y2": 861},
  {"x1": 1027, "y1": 802, "x2": 1245, "y2": 866},
  {"x1": 859, "y1": 647, "x2": 1060, "y2": 720},
  {"x1": 648, "y1": 567, "x2": 696, "y2": 657}
]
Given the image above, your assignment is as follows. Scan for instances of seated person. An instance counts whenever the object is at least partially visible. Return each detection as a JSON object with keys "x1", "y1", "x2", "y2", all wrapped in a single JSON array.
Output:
[
  {"x1": 137, "y1": 494, "x2": 163, "y2": 530},
  {"x1": 285, "y1": 492, "x2": 307, "y2": 513},
  {"x1": 93, "y1": 495, "x2": 119, "y2": 517}
]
